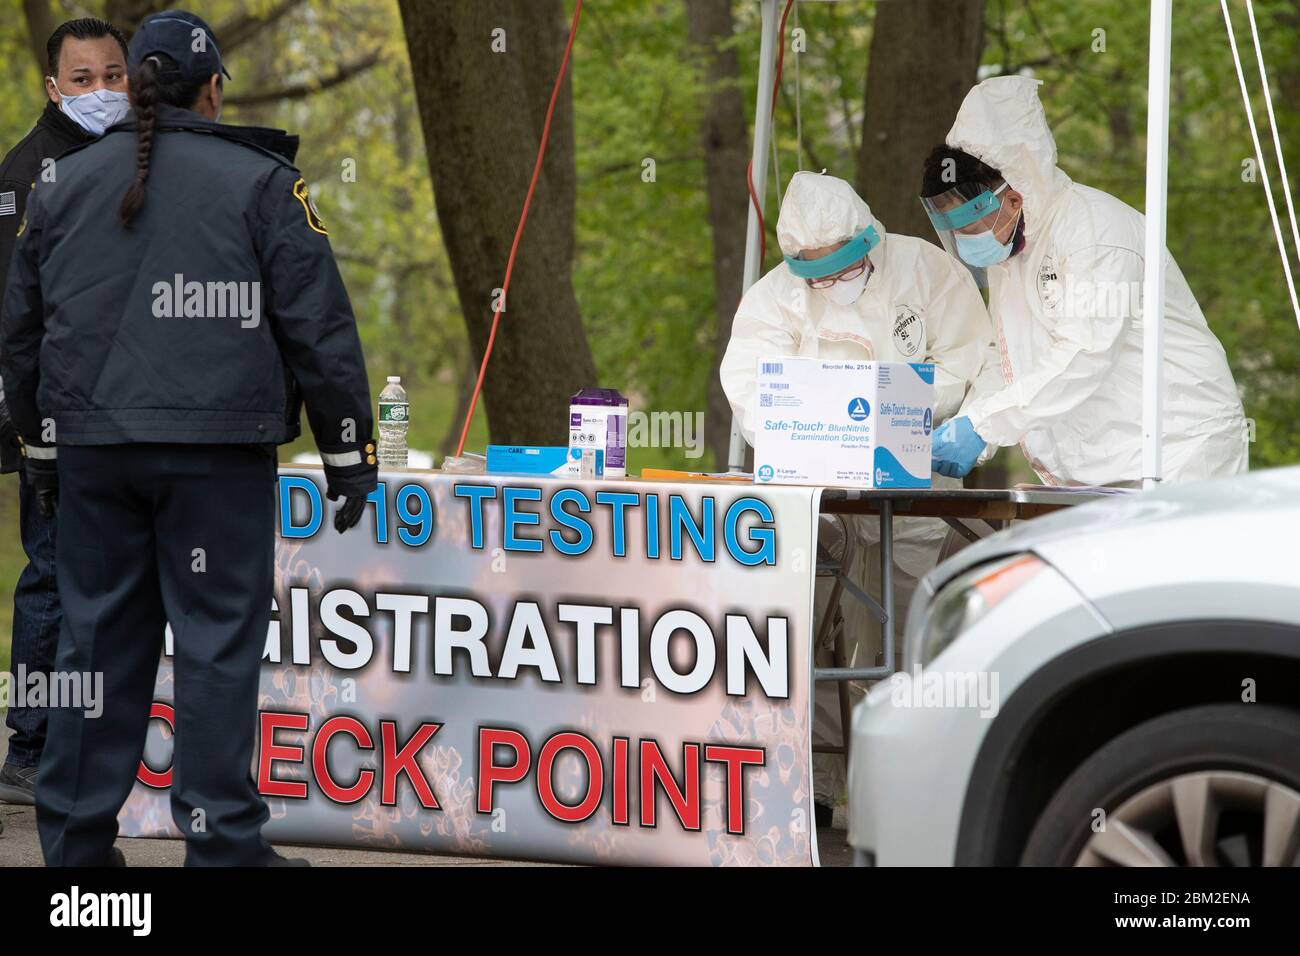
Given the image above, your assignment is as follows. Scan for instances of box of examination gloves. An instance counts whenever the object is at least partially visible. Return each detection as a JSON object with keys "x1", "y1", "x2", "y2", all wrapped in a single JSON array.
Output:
[
  {"x1": 487, "y1": 444, "x2": 604, "y2": 478},
  {"x1": 753, "y1": 357, "x2": 934, "y2": 488}
]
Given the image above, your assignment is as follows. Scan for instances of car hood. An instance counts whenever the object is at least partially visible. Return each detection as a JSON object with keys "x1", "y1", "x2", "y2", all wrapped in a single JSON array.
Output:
[{"x1": 926, "y1": 467, "x2": 1300, "y2": 594}]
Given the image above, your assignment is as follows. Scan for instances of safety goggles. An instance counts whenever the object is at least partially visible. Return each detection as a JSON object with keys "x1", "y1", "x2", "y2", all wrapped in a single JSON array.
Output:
[
  {"x1": 807, "y1": 259, "x2": 870, "y2": 290},
  {"x1": 784, "y1": 224, "x2": 881, "y2": 284}
]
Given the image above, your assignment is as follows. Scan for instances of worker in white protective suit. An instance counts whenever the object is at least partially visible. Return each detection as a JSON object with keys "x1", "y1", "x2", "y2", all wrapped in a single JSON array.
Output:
[
  {"x1": 720, "y1": 171, "x2": 994, "y2": 822},
  {"x1": 921, "y1": 75, "x2": 1249, "y2": 484}
]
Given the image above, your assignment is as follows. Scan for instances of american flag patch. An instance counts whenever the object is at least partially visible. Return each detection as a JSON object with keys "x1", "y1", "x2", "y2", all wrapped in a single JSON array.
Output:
[{"x1": 0, "y1": 191, "x2": 15, "y2": 216}]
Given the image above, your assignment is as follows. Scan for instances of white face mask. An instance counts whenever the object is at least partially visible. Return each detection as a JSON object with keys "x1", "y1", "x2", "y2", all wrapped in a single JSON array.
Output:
[
  {"x1": 818, "y1": 266, "x2": 871, "y2": 307},
  {"x1": 49, "y1": 80, "x2": 130, "y2": 136}
]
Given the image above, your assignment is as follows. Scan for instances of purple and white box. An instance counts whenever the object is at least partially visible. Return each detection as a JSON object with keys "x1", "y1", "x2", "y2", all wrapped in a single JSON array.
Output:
[{"x1": 568, "y1": 387, "x2": 628, "y2": 478}]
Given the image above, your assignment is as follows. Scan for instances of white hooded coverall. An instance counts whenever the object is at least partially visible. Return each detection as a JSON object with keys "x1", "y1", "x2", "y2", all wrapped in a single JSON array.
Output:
[
  {"x1": 946, "y1": 76, "x2": 1249, "y2": 485},
  {"x1": 720, "y1": 172, "x2": 994, "y2": 805}
]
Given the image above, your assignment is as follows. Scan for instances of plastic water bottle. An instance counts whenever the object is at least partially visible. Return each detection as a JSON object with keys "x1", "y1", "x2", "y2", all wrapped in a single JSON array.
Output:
[{"x1": 378, "y1": 376, "x2": 409, "y2": 468}]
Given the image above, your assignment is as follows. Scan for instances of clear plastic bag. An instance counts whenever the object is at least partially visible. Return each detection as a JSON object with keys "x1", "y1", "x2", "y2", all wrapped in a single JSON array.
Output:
[{"x1": 441, "y1": 452, "x2": 487, "y2": 474}]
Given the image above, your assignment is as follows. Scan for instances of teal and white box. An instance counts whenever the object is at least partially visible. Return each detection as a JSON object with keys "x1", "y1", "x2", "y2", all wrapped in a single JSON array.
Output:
[
  {"x1": 752, "y1": 358, "x2": 934, "y2": 488},
  {"x1": 487, "y1": 445, "x2": 604, "y2": 478}
]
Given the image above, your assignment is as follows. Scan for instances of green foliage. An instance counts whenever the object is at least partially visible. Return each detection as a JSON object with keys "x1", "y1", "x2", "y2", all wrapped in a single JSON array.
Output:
[
  {"x1": 571, "y1": 0, "x2": 715, "y2": 471},
  {"x1": 227, "y1": 0, "x2": 476, "y2": 456},
  {"x1": 983, "y1": 0, "x2": 1300, "y2": 466},
  {"x1": 0, "y1": 0, "x2": 43, "y2": 144},
  {"x1": 2, "y1": 0, "x2": 1296, "y2": 467},
  {"x1": 577, "y1": 0, "x2": 1300, "y2": 470},
  {"x1": 0, "y1": 0, "x2": 476, "y2": 458},
  {"x1": 570, "y1": 0, "x2": 878, "y2": 472},
  {"x1": 0, "y1": 0, "x2": 1296, "y2": 479}
]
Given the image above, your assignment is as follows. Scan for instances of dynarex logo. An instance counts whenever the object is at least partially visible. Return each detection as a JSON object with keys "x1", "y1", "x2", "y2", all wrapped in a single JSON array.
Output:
[
  {"x1": 757, "y1": 464, "x2": 775, "y2": 482},
  {"x1": 847, "y1": 397, "x2": 871, "y2": 421},
  {"x1": 924, "y1": 408, "x2": 933, "y2": 435}
]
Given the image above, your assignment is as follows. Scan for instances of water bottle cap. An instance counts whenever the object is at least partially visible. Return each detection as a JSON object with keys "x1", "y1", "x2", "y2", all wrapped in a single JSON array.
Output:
[{"x1": 387, "y1": 376, "x2": 401, "y2": 383}]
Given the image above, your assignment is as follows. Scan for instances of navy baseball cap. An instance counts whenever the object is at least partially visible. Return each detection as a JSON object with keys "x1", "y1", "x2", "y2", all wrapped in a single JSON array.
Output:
[{"x1": 127, "y1": 9, "x2": 232, "y2": 82}]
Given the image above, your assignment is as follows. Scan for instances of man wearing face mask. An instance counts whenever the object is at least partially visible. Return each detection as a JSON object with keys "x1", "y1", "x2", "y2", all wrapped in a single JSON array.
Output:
[
  {"x1": 721, "y1": 171, "x2": 994, "y2": 822},
  {"x1": 921, "y1": 76, "x2": 1247, "y2": 484},
  {"x1": 0, "y1": 17, "x2": 129, "y2": 806}
]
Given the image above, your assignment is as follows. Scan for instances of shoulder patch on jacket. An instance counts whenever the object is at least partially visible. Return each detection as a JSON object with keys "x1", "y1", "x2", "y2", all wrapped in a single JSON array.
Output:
[{"x1": 293, "y1": 178, "x2": 327, "y2": 236}]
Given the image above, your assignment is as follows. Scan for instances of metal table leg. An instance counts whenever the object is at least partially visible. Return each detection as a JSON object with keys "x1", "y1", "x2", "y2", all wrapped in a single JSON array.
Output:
[
  {"x1": 833, "y1": 622, "x2": 853, "y2": 760},
  {"x1": 880, "y1": 499, "x2": 894, "y2": 675},
  {"x1": 812, "y1": 501, "x2": 898, "y2": 682}
]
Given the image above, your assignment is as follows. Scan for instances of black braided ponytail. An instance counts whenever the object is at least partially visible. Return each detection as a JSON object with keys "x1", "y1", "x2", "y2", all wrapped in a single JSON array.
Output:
[{"x1": 118, "y1": 54, "x2": 205, "y2": 227}]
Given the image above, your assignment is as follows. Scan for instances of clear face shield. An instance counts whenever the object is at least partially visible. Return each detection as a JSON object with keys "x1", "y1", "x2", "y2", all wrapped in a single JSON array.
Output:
[{"x1": 921, "y1": 181, "x2": 1020, "y2": 268}]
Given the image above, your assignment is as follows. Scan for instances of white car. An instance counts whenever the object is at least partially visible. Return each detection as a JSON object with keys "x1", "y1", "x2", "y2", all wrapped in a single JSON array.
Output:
[{"x1": 847, "y1": 467, "x2": 1300, "y2": 866}]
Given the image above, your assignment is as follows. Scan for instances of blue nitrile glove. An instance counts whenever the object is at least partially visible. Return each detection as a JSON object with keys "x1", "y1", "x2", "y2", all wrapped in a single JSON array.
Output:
[{"x1": 931, "y1": 416, "x2": 987, "y2": 479}]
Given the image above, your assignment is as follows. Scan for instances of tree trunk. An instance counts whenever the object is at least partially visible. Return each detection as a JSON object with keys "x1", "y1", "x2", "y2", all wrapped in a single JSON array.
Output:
[
  {"x1": 398, "y1": 0, "x2": 596, "y2": 446},
  {"x1": 686, "y1": 0, "x2": 750, "y2": 469},
  {"x1": 22, "y1": 0, "x2": 56, "y2": 74},
  {"x1": 388, "y1": 100, "x2": 417, "y2": 390},
  {"x1": 855, "y1": 0, "x2": 986, "y2": 242},
  {"x1": 681, "y1": 0, "x2": 754, "y2": 470}
]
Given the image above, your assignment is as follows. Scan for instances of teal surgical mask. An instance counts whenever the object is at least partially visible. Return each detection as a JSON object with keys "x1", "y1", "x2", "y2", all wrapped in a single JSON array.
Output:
[{"x1": 954, "y1": 226, "x2": 1014, "y2": 268}]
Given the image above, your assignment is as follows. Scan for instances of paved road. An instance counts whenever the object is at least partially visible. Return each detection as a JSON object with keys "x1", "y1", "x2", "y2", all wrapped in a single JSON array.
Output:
[{"x1": 0, "y1": 802, "x2": 853, "y2": 866}]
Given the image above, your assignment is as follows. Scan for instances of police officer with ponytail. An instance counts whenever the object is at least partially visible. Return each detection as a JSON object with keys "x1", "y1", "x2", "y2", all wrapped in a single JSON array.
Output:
[{"x1": 1, "y1": 9, "x2": 377, "y2": 866}]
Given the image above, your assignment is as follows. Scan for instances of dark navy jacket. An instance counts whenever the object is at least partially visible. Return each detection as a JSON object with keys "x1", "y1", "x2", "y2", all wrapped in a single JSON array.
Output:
[
  {"x1": 0, "y1": 104, "x2": 376, "y2": 496},
  {"x1": 0, "y1": 101, "x2": 92, "y2": 473}
]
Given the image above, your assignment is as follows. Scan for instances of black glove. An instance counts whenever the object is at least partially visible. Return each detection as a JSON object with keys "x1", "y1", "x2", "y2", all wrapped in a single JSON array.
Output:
[
  {"x1": 322, "y1": 442, "x2": 377, "y2": 534},
  {"x1": 0, "y1": 397, "x2": 20, "y2": 476},
  {"x1": 330, "y1": 494, "x2": 366, "y2": 534},
  {"x1": 23, "y1": 455, "x2": 58, "y2": 518},
  {"x1": 323, "y1": 456, "x2": 377, "y2": 496}
]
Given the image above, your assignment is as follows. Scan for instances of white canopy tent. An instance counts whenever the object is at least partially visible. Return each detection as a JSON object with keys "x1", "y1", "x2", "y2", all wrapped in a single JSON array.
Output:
[{"x1": 1143, "y1": 0, "x2": 1172, "y2": 489}]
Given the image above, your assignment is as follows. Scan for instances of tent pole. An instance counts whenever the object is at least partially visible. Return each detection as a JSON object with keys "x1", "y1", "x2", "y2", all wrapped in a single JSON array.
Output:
[
  {"x1": 728, "y1": 0, "x2": 781, "y2": 472},
  {"x1": 1142, "y1": 0, "x2": 1173, "y2": 489}
]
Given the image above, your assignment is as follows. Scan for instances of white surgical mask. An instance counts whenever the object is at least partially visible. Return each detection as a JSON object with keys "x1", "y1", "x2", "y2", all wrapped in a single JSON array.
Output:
[
  {"x1": 49, "y1": 80, "x2": 130, "y2": 137},
  {"x1": 818, "y1": 266, "x2": 870, "y2": 307}
]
